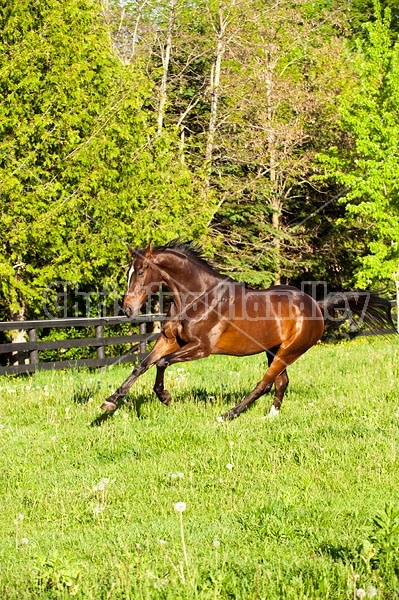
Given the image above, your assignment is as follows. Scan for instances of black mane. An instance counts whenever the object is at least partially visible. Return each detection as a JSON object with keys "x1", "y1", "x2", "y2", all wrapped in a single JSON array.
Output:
[{"x1": 151, "y1": 239, "x2": 228, "y2": 279}]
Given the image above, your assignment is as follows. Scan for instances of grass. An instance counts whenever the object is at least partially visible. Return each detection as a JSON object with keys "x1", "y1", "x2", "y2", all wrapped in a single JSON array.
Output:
[{"x1": 0, "y1": 337, "x2": 399, "y2": 599}]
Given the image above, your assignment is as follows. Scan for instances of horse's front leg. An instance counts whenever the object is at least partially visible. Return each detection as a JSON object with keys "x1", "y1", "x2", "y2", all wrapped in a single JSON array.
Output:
[
  {"x1": 155, "y1": 340, "x2": 210, "y2": 370},
  {"x1": 101, "y1": 333, "x2": 180, "y2": 412},
  {"x1": 153, "y1": 365, "x2": 171, "y2": 406},
  {"x1": 100, "y1": 359, "x2": 151, "y2": 412}
]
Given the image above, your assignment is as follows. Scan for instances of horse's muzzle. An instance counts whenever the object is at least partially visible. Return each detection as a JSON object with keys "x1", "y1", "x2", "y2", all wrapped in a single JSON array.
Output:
[{"x1": 123, "y1": 306, "x2": 133, "y2": 318}]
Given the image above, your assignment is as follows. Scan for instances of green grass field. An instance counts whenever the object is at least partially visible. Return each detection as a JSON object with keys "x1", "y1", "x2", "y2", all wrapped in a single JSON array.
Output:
[{"x1": 1, "y1": 338, "x2": 399, "y2": 599}]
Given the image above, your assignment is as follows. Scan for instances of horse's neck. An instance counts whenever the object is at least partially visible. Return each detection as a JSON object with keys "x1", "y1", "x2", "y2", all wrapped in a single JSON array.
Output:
[
  {"x1": 158, "y1": 259, "x2": 222, "y2": 312},
  {"x1": 164, "y1": 267, "x2": 220, "y2": 295}
]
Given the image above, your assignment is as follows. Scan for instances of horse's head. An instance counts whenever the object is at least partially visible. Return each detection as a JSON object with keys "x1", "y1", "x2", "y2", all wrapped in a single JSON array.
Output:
[{"x1": 123, "y1": 242, "x2": 160, "y2": 318}]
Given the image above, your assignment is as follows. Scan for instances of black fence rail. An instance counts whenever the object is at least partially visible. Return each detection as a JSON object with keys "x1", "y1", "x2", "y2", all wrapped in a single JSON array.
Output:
[
  {"x1": 0, "y1": 315, "x2": 165, "y2": 376},
  {"x1": 0, "y1": 302, "x2": 397, "y2": 376}
]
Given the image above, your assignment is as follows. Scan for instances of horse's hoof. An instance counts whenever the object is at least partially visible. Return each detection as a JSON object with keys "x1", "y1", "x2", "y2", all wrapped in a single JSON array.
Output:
[
  {"x1": 161, "y1": 391, "x2": 171, "y2": 406},
  {"x1": 266, "y1": 405, "x2": 280, "y2": 418},
  {"x1": 216, "y1": 411, "x2": 236, "y2": 422},
  {"x1": 100, "y1": 400, "x2": 118, "y2": 412}
]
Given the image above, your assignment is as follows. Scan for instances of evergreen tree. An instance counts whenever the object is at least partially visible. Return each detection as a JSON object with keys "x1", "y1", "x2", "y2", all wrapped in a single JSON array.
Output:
[
  {"x1": 0, "y1": 0, "x2": 210, "y2": 321},
  {"x1": 317, "y1": 1, "x2": 399, "y2": 305}
]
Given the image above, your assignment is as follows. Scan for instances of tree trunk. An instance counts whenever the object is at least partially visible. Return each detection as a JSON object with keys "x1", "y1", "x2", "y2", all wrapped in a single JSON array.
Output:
[
  {"x1": 271, "y1": 203, "x2": 281, "y2": 285},
  {"x1": 265, "y1": 61, "x2": 281, "y2": 285},
  {"x1": 11, "y1": 303, "x2": 28, "y2": 366},
  {"x1": 157, "y1": 0, "x2": 177, "y2": 135},
  {"x1": 205, "y1": 7, "x2": 226, "y2": 166}
]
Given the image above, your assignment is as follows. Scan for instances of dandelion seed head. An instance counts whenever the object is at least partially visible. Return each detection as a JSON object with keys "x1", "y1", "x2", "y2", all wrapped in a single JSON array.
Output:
[
  {"x1": 356, "y1": 589, "x2": 366, "y2": 599},
  {"x1": 367, "y1": 587, "x2": 377, "y2": 598},
  {"x1": 226, "y1": 463, "x2": 233, "y2": 470},
  {"x1": 213, "y1": 540, "x2": 220, "y2": 548},
  {"x1": 174, "y1": 501, "x2": 186, "y2": 513},
  {"x1": 93, "y1": 505, "x2": 105, "y2": 516},
  {"x1": 20, "y1": 537, "x2": 29, "y2": 545}
]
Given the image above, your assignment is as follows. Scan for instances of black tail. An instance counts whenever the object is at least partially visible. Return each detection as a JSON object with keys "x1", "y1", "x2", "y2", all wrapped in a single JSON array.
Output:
[{"x1": 317, "y1": 291, "x2": 395, "y2": 334}]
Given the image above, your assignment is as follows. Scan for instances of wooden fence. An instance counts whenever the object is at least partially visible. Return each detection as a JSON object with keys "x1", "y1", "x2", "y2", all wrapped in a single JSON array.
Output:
[
  {"x1": 0, "y1": 303, "x2": 396, "y2": 377},
  {"x1": 0, "y1": 315, "x2": 165, "y2": 376}
]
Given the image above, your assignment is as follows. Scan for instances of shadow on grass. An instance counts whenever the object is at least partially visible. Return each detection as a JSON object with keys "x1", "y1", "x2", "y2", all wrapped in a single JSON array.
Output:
[
  {"x1": 90, "y1": 388, "x2": 257, "y2": 426},
  {"x1": 317, "y1": 542, "x2": 354, "y2": 563},
  {"x1": 90, "y1": 392, "x2": 151, "y2": 426},
  {"x1": 72, "y1": 383, "x2": 99, "y2": 405}
]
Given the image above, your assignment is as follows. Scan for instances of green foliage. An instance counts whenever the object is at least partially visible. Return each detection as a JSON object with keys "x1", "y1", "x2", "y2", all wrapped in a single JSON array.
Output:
[
  {"x1": 317, "y1": 1, "x2": 399, "y2": 289},
  {"x1": 33, "y1": 553, "x2": 81, "y2": 597},
  {"x1": 2, "y1": 0, "x2": 399, "y2": 321},
  {"x1": 355, "y1": 504, "x2": 399, "y2": 596},
  {"x1": 0, "y1": 0, "x2": 212, "y2": 321}
]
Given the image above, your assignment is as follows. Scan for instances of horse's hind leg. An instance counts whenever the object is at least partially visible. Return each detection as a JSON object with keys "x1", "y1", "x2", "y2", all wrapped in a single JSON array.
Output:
[
  {"x1": 218, "y1": 342, "x2": 302, "y2": 421},
  {"x1": 265, "y1": 347, "x2": 289, "y2": 416},
  {"x1": 269, "y1": 370, "x2": 289, "y2": 417}
]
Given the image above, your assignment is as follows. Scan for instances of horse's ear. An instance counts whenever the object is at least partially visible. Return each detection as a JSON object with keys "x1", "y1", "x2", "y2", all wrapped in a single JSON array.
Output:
[
  {"x1": 144, "y1": 242, "x2": 153, "y2": 258},
  {"x1": 127, "y1": 244, "x2": 135, "y2": 257}
]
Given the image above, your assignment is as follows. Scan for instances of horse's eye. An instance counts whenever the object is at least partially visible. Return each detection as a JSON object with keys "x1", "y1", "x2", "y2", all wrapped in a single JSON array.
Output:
[{"x1": 137, "y1": 270, "x2": 144, "y2": 277}]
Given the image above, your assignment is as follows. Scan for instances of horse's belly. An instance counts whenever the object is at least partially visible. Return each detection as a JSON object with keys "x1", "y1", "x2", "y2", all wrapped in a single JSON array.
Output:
[{"x1": 212, "y1": 321, "x2": 282, "y2": 356}]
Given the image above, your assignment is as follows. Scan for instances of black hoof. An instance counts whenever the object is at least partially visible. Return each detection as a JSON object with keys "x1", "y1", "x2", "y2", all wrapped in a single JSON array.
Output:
[
  {"x1": 216, "y1": 411, "x2": 236, "y2": 422},
  {"x1": 160, "y1": 391, "x2": 171, "y2": 406}
]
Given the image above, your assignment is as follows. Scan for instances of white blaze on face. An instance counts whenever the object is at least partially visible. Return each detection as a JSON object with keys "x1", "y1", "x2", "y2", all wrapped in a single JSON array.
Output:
[{"x1": 127, "y1": 264, "x2": 135, "y2": 290}]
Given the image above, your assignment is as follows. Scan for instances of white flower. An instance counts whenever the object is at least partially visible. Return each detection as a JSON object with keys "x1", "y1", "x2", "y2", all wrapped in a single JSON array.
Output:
[
  {"x1": 356, "y1": 589, "x2": 366, "y2": 599},
  {"x1": 213, "y1": 540, "x2": 220, "y2": 548},
  {"x1": 177, "y1": 472, "x2": 184, "y2": 478},
  {"x1": 93, "y1": 505, "x2": 105, "y2": 516},
  {"x1": 20, "y1": 537, "x2": 29, "y2": 545},
  {"x1": 226, "y1": 463, "x2": 233, "y2": 470},
  {"x1": 94, "y1": 477, "x2": 110, "y2": 491},
  {"x1": 159, "y1": 539, "x2": 166, "y2": 545},
  {"x1": 367, "y1": 587, "x2": 377, "y2": 598},
  {"x1": 174, "y1": 502, "x2": 186, "y2": 513}
]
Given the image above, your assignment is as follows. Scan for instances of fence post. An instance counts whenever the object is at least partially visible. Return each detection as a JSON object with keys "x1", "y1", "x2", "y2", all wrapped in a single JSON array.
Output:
[
  {"x1": 95, "y1": 325, "x2": 105, "y2": 362},
  {"x1": 139, "y1": 321, "x2": 147, "y2": 355},
  {"x1": 28, "y1": 328, "x2": 39, "y2": 369}
]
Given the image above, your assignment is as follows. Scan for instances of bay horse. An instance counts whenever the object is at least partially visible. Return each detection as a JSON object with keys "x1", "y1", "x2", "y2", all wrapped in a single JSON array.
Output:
[{"x1": 101, "y1": 240, "x2": 394, "y2": 421}]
